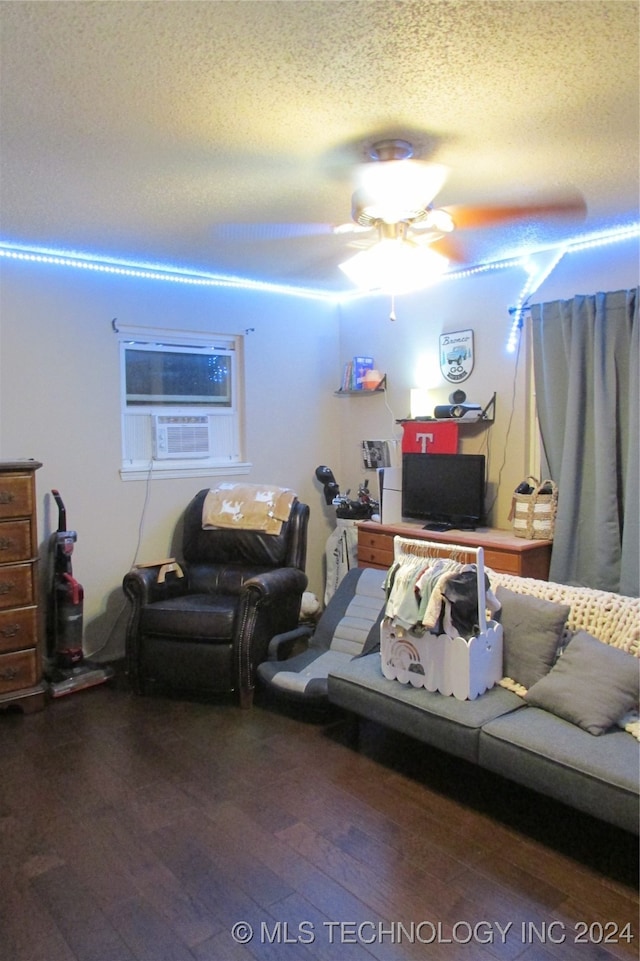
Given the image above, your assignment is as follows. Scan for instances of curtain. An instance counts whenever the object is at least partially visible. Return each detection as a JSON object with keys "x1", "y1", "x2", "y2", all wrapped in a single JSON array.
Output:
[{"x1": 531, "y1": 288, "x2": 639, "y2": 596}]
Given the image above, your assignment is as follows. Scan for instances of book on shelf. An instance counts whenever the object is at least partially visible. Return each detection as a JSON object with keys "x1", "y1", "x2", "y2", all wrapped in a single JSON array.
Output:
[
  {"x1": 340, "y1": 362, "x2": 353, "y2": 391},
  {"x1": 353, "y1": 356, "x2": 375, "y2": 390}
]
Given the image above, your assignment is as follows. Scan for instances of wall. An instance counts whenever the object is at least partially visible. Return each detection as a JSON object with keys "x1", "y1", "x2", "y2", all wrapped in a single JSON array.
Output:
[
  {"x1": 0, "y1": 258, "x2": 340, "y2": 659},
  {"x1": 0, "y1": 235, "x2": 637, "y2": 662},
  {"x1": 336, "y1": 235, "x2": 639, "y2": 530}
]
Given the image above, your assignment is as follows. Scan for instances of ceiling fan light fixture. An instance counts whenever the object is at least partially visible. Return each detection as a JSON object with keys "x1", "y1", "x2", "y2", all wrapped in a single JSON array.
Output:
[
  {"x1": 339, "y1": 238, "x2": 449, "y2": 294},
  {"x1": 356, "y1": 161, "x2": 448, "y2": 224}
]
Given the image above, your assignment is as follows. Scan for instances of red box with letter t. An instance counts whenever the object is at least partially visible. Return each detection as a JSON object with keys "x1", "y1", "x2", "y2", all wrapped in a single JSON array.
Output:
[{"x1": 401, "y1": 421, "x2": 459, "y2": 454}]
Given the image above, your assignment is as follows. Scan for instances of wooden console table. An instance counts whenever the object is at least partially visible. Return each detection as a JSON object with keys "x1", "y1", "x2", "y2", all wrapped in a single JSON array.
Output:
[{"x1": 357, "y1": 520, "x2": 552, "y2": 580}]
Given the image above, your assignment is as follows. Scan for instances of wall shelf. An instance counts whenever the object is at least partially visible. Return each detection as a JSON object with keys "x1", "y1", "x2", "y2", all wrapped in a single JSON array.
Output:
[
  {"x1": 335, "y1": 375, "x2": 387, "y2": 396},
  {"x1": 398, "y1": 392, "x2": 496, "y2": 425},
  {"x1": 399, "y1": 415, "x2": 494, "y2": 425}
]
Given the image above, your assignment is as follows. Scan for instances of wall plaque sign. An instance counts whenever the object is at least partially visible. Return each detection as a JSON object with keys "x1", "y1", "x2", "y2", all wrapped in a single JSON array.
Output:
[{"x1": 439, "y1": 329, "x2": 474, "y2": 383}]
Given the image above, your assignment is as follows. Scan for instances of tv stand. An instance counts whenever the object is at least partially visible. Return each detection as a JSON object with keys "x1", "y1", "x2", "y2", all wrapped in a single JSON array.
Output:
[
  {"x1": 357, "y1": 520, "x2": 552, "y2": 579},
  {"x1": 423, "y1": 522, "x2": 453, "y2": 532}
]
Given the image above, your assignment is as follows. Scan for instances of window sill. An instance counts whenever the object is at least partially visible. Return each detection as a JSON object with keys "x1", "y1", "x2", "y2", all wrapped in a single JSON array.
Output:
[{"x1": 120, "y1": 461, "x2": 252, "y2": 482}]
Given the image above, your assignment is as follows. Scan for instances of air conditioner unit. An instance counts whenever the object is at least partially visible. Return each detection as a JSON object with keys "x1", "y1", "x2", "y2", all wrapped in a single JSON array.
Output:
[{"x1": 153, "y1": 415, "x2": 211, "y2": 459}]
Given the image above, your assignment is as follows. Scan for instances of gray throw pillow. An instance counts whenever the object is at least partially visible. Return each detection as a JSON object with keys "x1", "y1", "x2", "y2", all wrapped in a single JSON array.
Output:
[
  {"x1": 524, "y1": 630, "x2": 640, "y2": 735},
  {"x1": 496, "y1": 586, "x2": 569, "y2": 690}
]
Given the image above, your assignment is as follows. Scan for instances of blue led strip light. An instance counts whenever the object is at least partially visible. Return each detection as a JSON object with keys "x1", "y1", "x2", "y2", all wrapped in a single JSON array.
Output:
[
  {"x1": 0, "y1": 222, "x2": 637, "y2": 307},
  {"x1": 505, "y1": 223, "x2": 639, "y2": 352},
  {"x1": 0, "y1": 242, "x2": 337, "y2": 303}
]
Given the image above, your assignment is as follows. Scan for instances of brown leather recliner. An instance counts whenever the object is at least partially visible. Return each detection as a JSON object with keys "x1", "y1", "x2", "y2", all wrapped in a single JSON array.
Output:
[{"x1": 122, "y1": 487, "x2": 309, "y2": 708}]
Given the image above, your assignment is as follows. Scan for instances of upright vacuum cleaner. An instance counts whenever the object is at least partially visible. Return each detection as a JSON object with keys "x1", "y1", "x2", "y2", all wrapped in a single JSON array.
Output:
[{"x1": 46, "y1": 489, "x2": 113, "y2": 697}]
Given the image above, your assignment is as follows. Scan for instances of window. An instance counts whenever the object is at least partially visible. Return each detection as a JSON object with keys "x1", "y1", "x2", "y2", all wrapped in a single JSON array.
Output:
[
  {"x1": 124, "y1": 347, "x2": 232, "y2": 407},
  {"x1": 119, "y1": 326, "x2": 247, "y2": 479}
]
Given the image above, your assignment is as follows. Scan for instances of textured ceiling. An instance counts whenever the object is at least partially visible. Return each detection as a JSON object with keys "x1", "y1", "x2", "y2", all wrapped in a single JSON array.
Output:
[{"x1": 1, "y1": 0, "x2": 638, "y2": 292}]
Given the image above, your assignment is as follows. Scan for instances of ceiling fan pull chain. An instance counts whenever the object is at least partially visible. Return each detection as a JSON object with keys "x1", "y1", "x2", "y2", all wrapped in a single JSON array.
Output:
[{"x1": 389, "y1": 294, "x2": 397, "y2": 321}]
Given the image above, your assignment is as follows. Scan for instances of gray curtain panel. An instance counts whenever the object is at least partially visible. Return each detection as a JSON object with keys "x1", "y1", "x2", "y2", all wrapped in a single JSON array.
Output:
[{"x1": 531, "y1": 288, "x2": 639, "y2": 596}]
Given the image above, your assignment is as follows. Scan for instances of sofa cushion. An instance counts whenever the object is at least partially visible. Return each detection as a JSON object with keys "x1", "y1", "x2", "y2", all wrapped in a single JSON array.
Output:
[
  {"x1": 257, "y1": 568, "x2": 385, "y2": 702},
  {"x1": 479, "y1": 706, "x2": 639, "y2": 833},
  {"x1": 524, "y1": 630, "x2": 640, "y2": 735},
  {"x1": 141, "y1": 593, "x2": 236, "y2": 640},
  {"x1": 496, "y1": 586, "x2": 569, "y2": 690},
  {"x1": 328, "y1": 652, "x2": 525, "y2": 763}
]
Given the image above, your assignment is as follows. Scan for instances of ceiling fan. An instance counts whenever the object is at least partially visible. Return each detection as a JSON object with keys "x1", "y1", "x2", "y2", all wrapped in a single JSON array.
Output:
[
  {"x1": 335, "y1": 139, "x2": 587, "y2": 287},
  {"x1": 213, "y1": 137, "x2": 587, "y2": 292}
]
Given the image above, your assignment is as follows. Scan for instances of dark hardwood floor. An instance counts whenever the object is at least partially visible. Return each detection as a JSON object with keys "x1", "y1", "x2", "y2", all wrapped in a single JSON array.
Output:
[{"x1": 1, "y1": 677, "x2": 638, "y2": 961}]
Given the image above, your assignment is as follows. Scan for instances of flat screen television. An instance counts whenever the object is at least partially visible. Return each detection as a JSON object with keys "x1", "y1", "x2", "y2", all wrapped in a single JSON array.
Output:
[{"x1": 401, "y1": 453, "x2": 486, "y2": 531}]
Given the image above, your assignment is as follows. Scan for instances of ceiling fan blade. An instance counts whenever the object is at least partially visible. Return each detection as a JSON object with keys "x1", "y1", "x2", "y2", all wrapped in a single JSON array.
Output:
[
  {"x1": 333, "y1": 222, "x2": 376, "y2": 236},
  {"x1": 345, "y1": 235, "x2": 378, "y2": 252},
  {"x1": 443, "y1": 190, "x2": 586, "y2": 231},
  {"x1": 212, "y1": 222, "x2": 375, "y2": 242},
  {"x1": 212, "y1": 222, "x2": 336, "y2": 242},
  {"x1": 426, "y1": 234, "x2": 468, "y2": 264}
]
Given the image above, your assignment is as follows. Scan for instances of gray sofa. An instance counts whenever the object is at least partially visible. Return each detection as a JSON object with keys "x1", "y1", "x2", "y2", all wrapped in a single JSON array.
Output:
[{"x1": 328, "y1": 570, "x2": 640, "y2": 834}]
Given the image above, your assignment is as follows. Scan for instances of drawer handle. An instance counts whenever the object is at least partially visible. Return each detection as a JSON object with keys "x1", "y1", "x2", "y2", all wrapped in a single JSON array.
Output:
[
  {"x1": 1, "y1": 623, "x2": 21, "y2": 638},
  {"x1": 0, "y1": 491, "x2": 15, "y2": 505},
  {"x1": 0, "y1": 582, "x2": 16, "y2": 595},
  {"x1": 0, "y1": 665, "x2": 19, "y2": 680},
  {"x1": 0, "y1": 537, "x2": 16, "y2": 551}
]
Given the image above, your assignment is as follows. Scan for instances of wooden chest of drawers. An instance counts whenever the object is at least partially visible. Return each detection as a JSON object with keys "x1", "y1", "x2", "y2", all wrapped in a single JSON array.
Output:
[
  {"x1": 0, "y1": 461, "x2": 45, "y2": 713},
  {"x1": 357, "y1": 520, "x2": 552, "y2": 580}
]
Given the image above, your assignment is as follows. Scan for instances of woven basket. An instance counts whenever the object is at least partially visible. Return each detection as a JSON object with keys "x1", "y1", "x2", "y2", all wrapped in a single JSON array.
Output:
[{"x1": 510, "y1": 477, "x2": 558, "y2": 540}]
